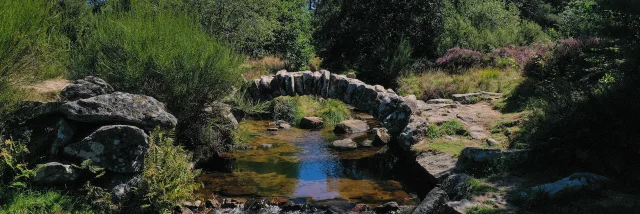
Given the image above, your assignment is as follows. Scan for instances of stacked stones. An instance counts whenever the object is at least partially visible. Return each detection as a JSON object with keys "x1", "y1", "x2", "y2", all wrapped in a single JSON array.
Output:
[
  {"x1": 6, "y1": 76, "x2": 177, "y2": 201},
  {"x1": 246, "y1": 70, "x2": 413, "y2": 135}
]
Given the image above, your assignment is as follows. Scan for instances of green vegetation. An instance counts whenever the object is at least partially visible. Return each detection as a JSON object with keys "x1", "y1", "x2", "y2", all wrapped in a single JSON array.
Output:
[
  {"x1": 438, "y1": 0, "x2": 548, "y2": 53},
  {"x1": 190, "y1": 0, "x2": 313, "y2": 69},
  {"x1": 440, "y1": 120, "x2": 469, "y2": 136},
  {"x1": 467, "y1": 206, "x2": 501, "y2": 214},
  {"x1": 271, "y1": 96, "x2": 350, "y2": 126},
  {"x1": 139, "y1": 129, "x2": 202, "y2": 212},
  {"x1": 398, "y1": 68, "x2": 522, "y2": 100},
  {"x1": 470, "y1": 178, "x2": 501, "y2": 194},
  {"x1": 0, "y1": 189, "x2": 93, "y2": 214},
  {"x1": 413, "y1": 138, "x2": 471, "y2": 157},
  {"x1": 425, "y1": 120, "x2": 469, "y2": 139}
]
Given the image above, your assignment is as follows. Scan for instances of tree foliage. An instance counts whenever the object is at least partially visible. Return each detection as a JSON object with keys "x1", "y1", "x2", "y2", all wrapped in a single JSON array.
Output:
[
  {"x1": 191, "y1": 0, "x2": 314, "y2": 69},
  {"x1": 438, "y1": 0, "x2": 549, "y2": 53},
  {"x1": 313, "y1": 0, "x2": 444, "y2": 86}
]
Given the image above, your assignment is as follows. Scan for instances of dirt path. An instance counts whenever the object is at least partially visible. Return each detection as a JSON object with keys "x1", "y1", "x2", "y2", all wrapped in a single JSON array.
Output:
[{"x1": 21, "y1": 78, "x2": 70, "y2": 101}]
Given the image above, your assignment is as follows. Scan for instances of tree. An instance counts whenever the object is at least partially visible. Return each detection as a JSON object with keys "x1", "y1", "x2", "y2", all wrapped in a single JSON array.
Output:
[
  {"x1": 438, "y1": 0, "x2": 548, "y2": 54},
  {"x1": 193, "y1": 0, "x2": 313, "y2": 70},
  {"x1": 313, "y1": 0, "x2": 444, "y2": 86}
]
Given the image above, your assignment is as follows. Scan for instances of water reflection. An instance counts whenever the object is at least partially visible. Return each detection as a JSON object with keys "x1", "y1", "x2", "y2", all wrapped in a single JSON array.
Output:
[{"x1": 196, "y1": 119, "x2": 420, "y2": 205}]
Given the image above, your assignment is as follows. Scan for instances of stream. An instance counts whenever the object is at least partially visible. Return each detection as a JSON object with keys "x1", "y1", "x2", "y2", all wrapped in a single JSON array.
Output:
[{"x1": 196, "y1": 115, "x2": 430, "y2": 212}]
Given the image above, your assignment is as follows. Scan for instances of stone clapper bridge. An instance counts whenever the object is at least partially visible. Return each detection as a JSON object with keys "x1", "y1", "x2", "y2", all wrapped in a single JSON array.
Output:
[{"x1": 246, "y1": 70, "x2": 415, "y2": 137}]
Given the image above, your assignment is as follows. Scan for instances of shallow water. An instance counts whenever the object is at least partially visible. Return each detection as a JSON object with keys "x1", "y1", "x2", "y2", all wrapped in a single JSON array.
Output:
[{"x1": 196, "y1": 118, "x2": 422, "y2": 206}]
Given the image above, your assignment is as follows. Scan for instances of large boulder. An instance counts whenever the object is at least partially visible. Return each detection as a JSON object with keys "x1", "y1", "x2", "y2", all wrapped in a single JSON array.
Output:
[
  {"x1": 397, "y1": 116, "x2": 430, "y2": 151},
  {"x1": 334, "y1": 120, "x2": 369, "y2": 134},
  {"x1": 330, "y1": 138, "x2": 358, "y2": 150},
  {"x1": 61, "y1": 76, "x2": 114, "y2": 101},
  {"x1": 60, "y1": 92, "x2": 177, "y2": 130},
  {"x1": 417, "y1": 151, "x2": 458, "y2": 182},
  {"x1": 440, "y1": 174, "x2": 472, "y2": 201},
  {"x1": 413, "y1": 188, "x2": 449, "y2": 214},
  {"x1": 299, "y1": 117, "x2": 324, "y2": 129},
  {"x1": 32, "y1": 162, "x2": 79, "y2": 184},
  {"x1": 63, "y1": 125, "x2": 150, "y2": 173},
  {"x1": 529, "y1": 172, "x2": 610, "y2": 196},
  {"x1": 457, "y1": 148, "x2": 528, "y2": 175}
]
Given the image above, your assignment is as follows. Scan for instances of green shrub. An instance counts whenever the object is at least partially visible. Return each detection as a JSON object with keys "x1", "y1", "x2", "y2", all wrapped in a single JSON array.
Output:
[
  {"x1": 70, "y1": 0, "x2": 243, "y2": 121},
  {"x1": 0, "y1": 139, "x2": 34, "y2": 189},
  {"x1": 271, "y1": 96, "x2": 350, "y2": 126},
  {"x1": 318, "y1": 99, "x2": 350, "y2": 126},
  {"x1": 426, "y1": 125, "x2": 442, "y2": 139},
  {"x1": 0, "y1": 189, "x2": 93, "y2": 214},
  {"x1": 440, "y1": 120, "x2": 468, "y2": 136},
  {"x1": 438, "y1": 0, "x2": 548, "y2": 54},
  {"x1": 272, "y1": 96, "x2": 305, "y2": 124},
  {"x1": 139, "y1": 128, "x2": 202, "y2": 212},
  {"x1": 467, "y1": 206, "x2": 501, "y2": 214},
  {"x1": 0, "y1": 0, "x2": 69, "y2": 82}
]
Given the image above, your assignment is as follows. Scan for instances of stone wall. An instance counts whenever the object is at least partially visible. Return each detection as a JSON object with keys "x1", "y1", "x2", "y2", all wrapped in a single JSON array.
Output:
[{"x1": 246, "y1": 70, "x2": 413, "y2": 135}]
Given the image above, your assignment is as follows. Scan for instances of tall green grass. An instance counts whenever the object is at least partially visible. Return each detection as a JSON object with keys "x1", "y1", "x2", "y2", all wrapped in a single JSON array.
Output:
[
  {"x1": 398, "y1": 68, "x2": 522, "y2": 100},
  {"x1": 0, "y1": 0, "x2": 69, "y2": 82},
  {"x1": 70, "y1": 0, "x2": 243, "y2": 117},
  {"x1": 0, "y1": 188, "x2": 93, "y2": 214},
  {"x1": 272, "y1": 96, "x2": 350, "y2": 126}
]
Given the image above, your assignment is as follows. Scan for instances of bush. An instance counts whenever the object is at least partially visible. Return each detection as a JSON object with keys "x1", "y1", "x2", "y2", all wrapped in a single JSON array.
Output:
[
  {"x1": 438, "y1": 0, "x2": 548, "y2": 54},
  {"x1": 0, "y1": 0, "x2": 69, "y2": 82},
  {"x1": 313, "y1": 0, "x2": 443, "y2": 86},
  {"x1": 193, "y1": 0, "x2": 313, "y2": 69},
  {"x1": 440, "y1": 120, "x2": 468, "y2": 136},
  {"x1": 271, "y1": 96, "x2": 350, "y2": 126},
  {"x1": 318, "y1": 99, "x2": 351, "y2": 126},
  {"x1": 436, "y1": 48, "x2": 492, "y2": 71},
  {"x1": 0, "y1": 189, "x2": 93, "y2": 214},
  {"x1": 139, "y1": 128, "x2": 202, "y2": 212},
  {"x1": 70, "y1": 0, "x2": 243, "y2": 120}
]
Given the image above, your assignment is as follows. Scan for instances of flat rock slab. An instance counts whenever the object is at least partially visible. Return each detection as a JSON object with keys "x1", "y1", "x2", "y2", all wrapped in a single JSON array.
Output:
[
  {"x1": 334, "y1": 120, "x2": 369, "y2": 134},
  {"x1": 60, "y1": 92, "x2": 177, "y2": 130},
  {"x1": 330, "y1": 138, "x2": 357, "y2": 150},
  {"x1": 426, "y1": 99, "x2": 455, "y2": 104},
  {"x1": 61, "y1": 76, "x2": 114, "y2": 101},
  {"x1": 64, "y1": 125, "x2": 149, "y2": 173},
  {"x1": 300, "y1": 117, "x2": 324, "y2": 129},
  {"x1": 32, "y1": 162, "x2": 79, "y2": 184},
  {"x1": 530, "y1": 172, "x2": 610, "y2": 196},
  {"x1": 417, "y1": 151, "x2": 458, "y2": 182}
]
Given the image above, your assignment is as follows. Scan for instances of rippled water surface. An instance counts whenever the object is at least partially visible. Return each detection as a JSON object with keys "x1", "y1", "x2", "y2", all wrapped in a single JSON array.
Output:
[{"x1": 196, "y1": 118, "x2": 421, "y2": 205}]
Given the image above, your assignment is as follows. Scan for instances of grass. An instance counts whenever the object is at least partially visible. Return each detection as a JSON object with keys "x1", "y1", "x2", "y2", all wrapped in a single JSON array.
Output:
[
  {"x1": 439, "y1": 120, "x2": 468, "y2": 135},
  {"x1": 70, "y1": 0, "x2": 243, "y2": 118},
  {"x1": 243, "y1": 56, "x2": 287, "y2": 80},
  {"x1": 467, "y1": 206, "x2": 501, "y2": 214},
  {"x1": 470, "y1": 178, "x2": 501, "y2": 195},
  {"x1": 397, "y1": 68, "x2": 522, "y2": 100},
  {"x1": 272, "y1": 96, "x2": 350, "y2": 126},
  {"x1": 0, "y1": 188, "x2": 93, "y2": 214},
  {"x1": 411, "y1": 138, "x2": 472, "y2": 157},
  {"x1": 0, "y1": 0, "x2": 70, "y2": 83}
]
